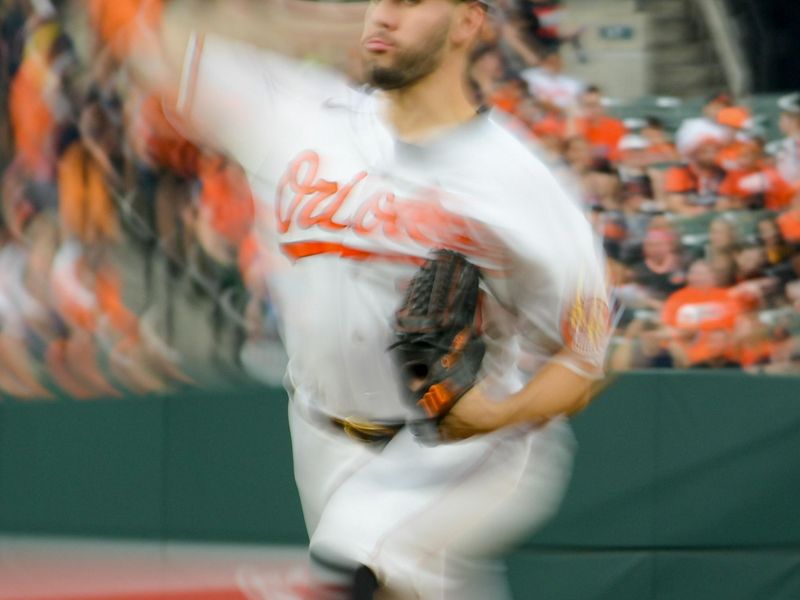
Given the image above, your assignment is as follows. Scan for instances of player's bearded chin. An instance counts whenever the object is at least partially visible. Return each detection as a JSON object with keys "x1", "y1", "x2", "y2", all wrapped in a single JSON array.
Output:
[{"x1": 364, "y1": 25, "x2": 449, "y2": 90}]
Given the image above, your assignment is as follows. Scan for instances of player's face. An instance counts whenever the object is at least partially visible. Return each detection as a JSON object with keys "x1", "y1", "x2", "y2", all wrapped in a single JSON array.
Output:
[{"x1": 361, "y1": 0, "x2": 459, "y2": 90}]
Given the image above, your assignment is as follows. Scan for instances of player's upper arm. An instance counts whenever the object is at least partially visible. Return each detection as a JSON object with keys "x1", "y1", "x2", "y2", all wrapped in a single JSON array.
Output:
[
  {"x1": 497, "y1": 159, "x2": 611, "y2": 378},
  {"x1": 173, "y1": 33, "x2": 345, "y2": 173}
]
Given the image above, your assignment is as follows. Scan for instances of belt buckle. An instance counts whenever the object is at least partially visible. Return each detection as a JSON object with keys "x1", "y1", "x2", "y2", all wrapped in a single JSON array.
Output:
[{"x1": 341, "y1": 417, "x2": 396, "y2": 443}]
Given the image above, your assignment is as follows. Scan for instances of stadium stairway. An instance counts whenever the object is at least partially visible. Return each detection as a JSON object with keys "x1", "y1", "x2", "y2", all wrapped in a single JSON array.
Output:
[
  {"x1": 642, "y1": 0, "x2": 726, "y2": 97},
  {"x1": 564, "y1": 0, "x2": 726, "y2": 99}
]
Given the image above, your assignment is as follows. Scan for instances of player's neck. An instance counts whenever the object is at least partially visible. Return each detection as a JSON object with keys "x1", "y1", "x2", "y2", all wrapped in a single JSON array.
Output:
[{"x1": 383, "y1": 61, "x2": 479, "y2": 143}]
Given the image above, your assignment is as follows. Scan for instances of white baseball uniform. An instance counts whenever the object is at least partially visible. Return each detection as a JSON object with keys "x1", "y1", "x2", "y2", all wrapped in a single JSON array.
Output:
[{"x1": 176, "y1": 33, "x2": 609, "y2": 600}]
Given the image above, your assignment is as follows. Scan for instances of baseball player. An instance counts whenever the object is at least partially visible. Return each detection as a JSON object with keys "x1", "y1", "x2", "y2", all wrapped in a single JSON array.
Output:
[{"x1": 91, "y1": 0, "x2": 610, "y2": 598}]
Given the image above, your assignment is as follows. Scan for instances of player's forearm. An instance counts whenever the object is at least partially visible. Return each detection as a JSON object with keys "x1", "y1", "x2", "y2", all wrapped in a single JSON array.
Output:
[{"x1": 502, "y1": 353, "x2": 606, "y2": 426}]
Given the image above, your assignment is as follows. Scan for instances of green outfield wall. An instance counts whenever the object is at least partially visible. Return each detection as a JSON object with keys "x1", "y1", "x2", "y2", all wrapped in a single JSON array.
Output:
[{"x1": 1, "y1": 372, "x2": 799, "y2": 599}]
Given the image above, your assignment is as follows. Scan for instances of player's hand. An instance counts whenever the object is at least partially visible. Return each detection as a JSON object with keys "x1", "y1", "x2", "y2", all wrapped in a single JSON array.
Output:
[{"x1": 438, "y1": 385, "x2": 512, "y2": 441}]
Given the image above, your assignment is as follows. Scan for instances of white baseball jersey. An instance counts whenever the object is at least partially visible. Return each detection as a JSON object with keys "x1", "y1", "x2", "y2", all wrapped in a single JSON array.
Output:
[
  {"x1": 176, "y1": 34, "x2": 608, "y2": 600},
  {"x1": 177, "y1": 33, "x2": 608, "y2": 422}
]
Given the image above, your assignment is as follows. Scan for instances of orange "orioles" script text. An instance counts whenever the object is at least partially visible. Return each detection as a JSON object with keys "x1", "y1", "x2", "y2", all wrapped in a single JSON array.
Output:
[{"x1": 274, "y1": 150, "x2": 505, "y2": 265}]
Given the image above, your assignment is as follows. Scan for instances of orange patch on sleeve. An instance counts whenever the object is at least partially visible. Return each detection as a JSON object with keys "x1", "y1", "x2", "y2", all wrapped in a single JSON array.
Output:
[{"x1": 561, "y1": 296, "x2": 610, "y2": 357}]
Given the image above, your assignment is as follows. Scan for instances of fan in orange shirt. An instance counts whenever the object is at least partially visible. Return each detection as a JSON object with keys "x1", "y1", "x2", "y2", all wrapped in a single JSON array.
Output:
[
  {"x1": 714, "y1": 106, "x2": 751, "y2": 166},
  {"x1": 8, "y1": 32, "x2": 58, "y2": 180},
  {"x1": 488, "y1": 79, "x2": 527, "y2": 115},
  {"x1": 573, "y1": 85, "x2": 626, "y2": 162},
  {"x1": 640, "y1": 117, "x2": 679, "y2": 165},
  {"x1": 662, "y1": 138, "x2": 726, "y2": 214},
  {"x1": 58, "y1": 142, "x2": 116, "y2": 243},
  {"x1": 661, "y1": 259, "x2": 742, "y2": 367},
  {"x1": 717, "y1": 141, "x2": 796, "y2": 211}
]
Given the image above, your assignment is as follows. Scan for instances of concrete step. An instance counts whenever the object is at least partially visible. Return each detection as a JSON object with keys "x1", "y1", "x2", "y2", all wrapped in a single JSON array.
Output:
[
  {"x1": 651, "y1": 64, "x2": 726, "y2": 96},
  {"x1": 645, "y1": 0, "x2": 690, "y2": 19},
  {"x1": 651, "y1": 40, "x2": 714, "y2": 66},
  {"x1": 652, "y1": 81, "x2": 724, "y2": 98},
  {"x1": 646, "y1": 18, "x2": 701, "y2": 47}
]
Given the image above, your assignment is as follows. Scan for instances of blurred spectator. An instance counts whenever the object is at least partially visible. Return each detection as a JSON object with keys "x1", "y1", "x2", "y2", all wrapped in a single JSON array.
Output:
[
  {"x1": 663, "y1": 137, "x2": 726, "y2": 214},
  {"x1": 519, "y1": 48, "x2": 584, "y2": 112},
  {"x1": 728, "y1": 241, "x2": 783, "y2": 312},
  {"x1": 705, "y1": 215, "x2": 741, "y2": 263},
  {"x1": 510, "y1": 0, "x2": 586, "y2": 62},
  {"x1": 562, "y1": 135, "x2": 622, "y2": 210},
  {"x1": 715, "y1": 105, "x2": 757, "y2": 172},
  {"x1": 733, "y1": 242, "x2": 768, "y2": 284},
  {"x1": 777, "y1": 192, "x2": 800, "y2": 244},
  {"x1": 516, "y1": 0, "x2": 569, "y2": 53},
  {"x1": 675, "y1": 91, "x2": 731, "y2": 157},
  {"x1": 620, "y1": 228, "x2": 687, "y2": 311},
  {"x1": 0, "y1": 217, "x2": 54, "y2": 398},
  {"x1": 58, "y1": 96, "x2": 122, "y2": 245},
  {"x1": 573, "y1": 85, "x2": 626, "y2": 162},
  {"x1": 787, "y1": 279, "x2": 800, "y2": 312},
  {"x1": 8, "y1": 20, "x2": 61, "y2": 181},
  {"x1": 757, "y1": 216, "x2": 793, "y2": 268},
  {"x1": 661, "y1": 259, "x2": 741, "y2": 368},
  {"x1": 717, "y1": 140, "x2": 795, "y2": 211},
  {"x1": 488, "y1": 77, "x2": 529, "y2": 116},
  {"x1": 616, "y1": 134, "x2": 657, "y2": 209},
  {"x1": 776, "y1": 92, "x2": 800, "y2": 185},
  {"x1": 639, "y1": 116, "x2": 679, "y2": 165}
]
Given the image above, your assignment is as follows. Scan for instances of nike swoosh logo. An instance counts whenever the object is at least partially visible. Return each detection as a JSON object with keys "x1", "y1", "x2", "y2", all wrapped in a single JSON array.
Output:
[{"x1": 322, "y1": 98, "x2": 348, "y2": 110}]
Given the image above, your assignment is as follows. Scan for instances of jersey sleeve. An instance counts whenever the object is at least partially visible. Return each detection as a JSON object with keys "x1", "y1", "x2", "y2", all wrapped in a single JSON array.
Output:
[
  {"x1": 174, "y1": 32, "x2": 342, "y2": 172},
  {"x1": 491, "y1": 159, "x2": 611, "y2": 378}
]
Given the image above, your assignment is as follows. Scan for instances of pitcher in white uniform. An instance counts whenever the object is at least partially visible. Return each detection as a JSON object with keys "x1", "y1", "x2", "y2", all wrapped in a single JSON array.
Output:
[{"x1": 92, "y1": 0, "x2": 611, "y2": 597}]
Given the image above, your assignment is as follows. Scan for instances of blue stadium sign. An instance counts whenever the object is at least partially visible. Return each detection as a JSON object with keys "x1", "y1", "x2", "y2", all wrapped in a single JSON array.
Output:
[{"x1": 599, "y1": 25, "x2": 635, "y2": 40}]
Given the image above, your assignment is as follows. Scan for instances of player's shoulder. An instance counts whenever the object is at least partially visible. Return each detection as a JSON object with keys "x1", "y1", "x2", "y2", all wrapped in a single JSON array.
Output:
[
  {"x1": 460, "y1": 114, "x2": 591, "y2": 226},
  {"x1": 318, "y1": 83, "x2": 379, "y2": 115},
  {"x1": 474, "y1": 113, "x2": 568, "y2": 188},
  {"x1": 202, "y1": 33, "x2": 352, "y2": 104}
]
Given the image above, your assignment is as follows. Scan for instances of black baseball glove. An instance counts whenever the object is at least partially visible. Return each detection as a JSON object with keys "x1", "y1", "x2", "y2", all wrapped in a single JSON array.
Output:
[{"x1": 389, "y1": 250, "x2": 486, "y2": 431}]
